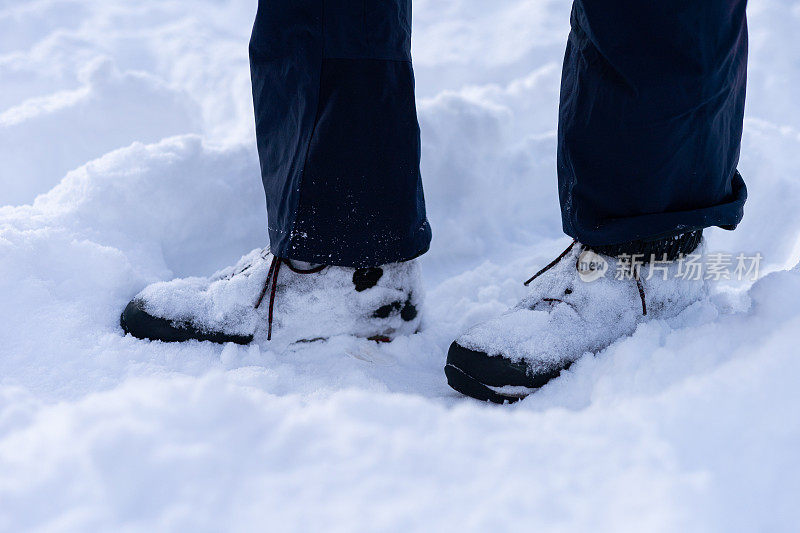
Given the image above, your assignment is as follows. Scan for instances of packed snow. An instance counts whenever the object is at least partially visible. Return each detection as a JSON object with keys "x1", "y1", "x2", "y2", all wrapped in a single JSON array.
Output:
[{"x1": 2, "y1": 0, "x2": 800, "y2": 531}]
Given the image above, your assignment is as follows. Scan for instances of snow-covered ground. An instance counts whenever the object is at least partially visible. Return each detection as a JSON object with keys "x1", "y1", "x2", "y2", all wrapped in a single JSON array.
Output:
[{"x1": 2, "y1": 0, "x2": 800, "y2": 530}]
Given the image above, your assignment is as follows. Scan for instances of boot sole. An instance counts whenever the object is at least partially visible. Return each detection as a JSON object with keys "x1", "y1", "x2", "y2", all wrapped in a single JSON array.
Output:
[
  {"x1": 444, "y1": 363, "x2": 531, "y2": 404},
  {"x1": 122, "y1": 299, "x2": 412, "y2": 346},
  {"x1": 121, "y1": 299, "x2": 253, "y2": 345},
  {"x1": 445, "y1": 341, "x2": 570, "y2": 403}
]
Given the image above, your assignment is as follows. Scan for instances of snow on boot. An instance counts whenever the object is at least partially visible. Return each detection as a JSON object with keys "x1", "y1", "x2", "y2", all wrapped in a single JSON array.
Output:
[
  {"x1": 445, "y1": 232, "x2": 706, "y2": 403},
  {"x1": 121, "y1": 248, "x2": 422, "y2": 346}
]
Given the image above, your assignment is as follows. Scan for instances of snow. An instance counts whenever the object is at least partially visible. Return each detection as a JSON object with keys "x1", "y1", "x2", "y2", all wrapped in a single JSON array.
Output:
[{"x1": 1, "y1": 0, "x2": 800, "y2": 530}]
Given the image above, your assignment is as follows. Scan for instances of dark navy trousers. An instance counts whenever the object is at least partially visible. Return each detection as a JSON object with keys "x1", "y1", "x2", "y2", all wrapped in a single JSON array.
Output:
[
  {"x1": 558, "y1": 0, "x2": 748, "y2": 245},
  {"x1": 250, "y1": 0, "x2": 748, "y2": 267},
  {"x1": 249, "y1": 0, "x2": 431, "y2": 267}
]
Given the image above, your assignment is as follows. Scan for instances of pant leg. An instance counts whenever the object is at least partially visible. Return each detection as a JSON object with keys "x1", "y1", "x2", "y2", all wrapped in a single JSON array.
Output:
[
  {"x1": 249, "y1": 0, "x2": 431, "y2": 268},
  {"x1": 557, "y1": 0, "x2": 748, "y2": 246}
]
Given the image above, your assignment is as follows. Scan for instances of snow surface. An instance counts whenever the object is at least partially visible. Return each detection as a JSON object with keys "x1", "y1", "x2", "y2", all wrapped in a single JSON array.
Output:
[{"x1": 2, "y1": 0, "x2": 800, "y2": 530}]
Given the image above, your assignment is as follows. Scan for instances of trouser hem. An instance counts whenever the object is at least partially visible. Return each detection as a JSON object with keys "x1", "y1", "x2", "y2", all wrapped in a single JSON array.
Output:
[
  {"x1": 563, "y1": 171, "x2": 747, "y2": 247},
  {"x1": 269, "y1": 219, "x2": 432, "y2": 268}
]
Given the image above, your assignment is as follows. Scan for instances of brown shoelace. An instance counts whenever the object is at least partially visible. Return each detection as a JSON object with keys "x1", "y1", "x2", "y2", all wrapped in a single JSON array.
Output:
[
  {"x1": 255, "y1": 255, "x2": 326, "y2": 340},
  {"x1": 523, "y1": 239, "x2": 647, "y2": 316}
]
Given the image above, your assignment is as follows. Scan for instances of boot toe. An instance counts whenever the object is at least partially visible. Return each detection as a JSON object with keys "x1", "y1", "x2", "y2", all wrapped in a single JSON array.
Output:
[
  {"x1": 445, "y1": 341, "x2": 566, "y2": 402},
  {"x1": 120, "y1": 298, "x2": 252, "y2": 345}
]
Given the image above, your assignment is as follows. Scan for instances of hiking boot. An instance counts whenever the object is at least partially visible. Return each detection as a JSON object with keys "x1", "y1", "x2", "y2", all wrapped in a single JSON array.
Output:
[
  {"x1": 121, "y1": 248, "x2": 422, "y2": 345},
  {"x1": 445, "y1": 232, "x2": 706, "y2": 403}
]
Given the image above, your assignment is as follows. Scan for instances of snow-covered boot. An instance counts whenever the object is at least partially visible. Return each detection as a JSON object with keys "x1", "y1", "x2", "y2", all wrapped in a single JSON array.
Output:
[
  {"x1": 121, "y1": 248, "x2": 422, "y2": 346},
  {"x1": 445, "y1": 231, "x2": 706, "y2": 403}
]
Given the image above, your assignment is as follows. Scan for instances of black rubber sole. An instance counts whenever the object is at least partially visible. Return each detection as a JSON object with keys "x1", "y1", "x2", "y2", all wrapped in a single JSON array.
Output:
[
  {"x1": 120, "y1": 299, "x2": 409, "y2": 346},
  {"x1": 444, "y1": 364, "x2": 529, "y2": 404},
  {"x1": 120, "y1": 299, "x2": 253, "y2": 345},
  {"x1": 445, "y1": 341, "x2": 569, "y2": 402}
]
